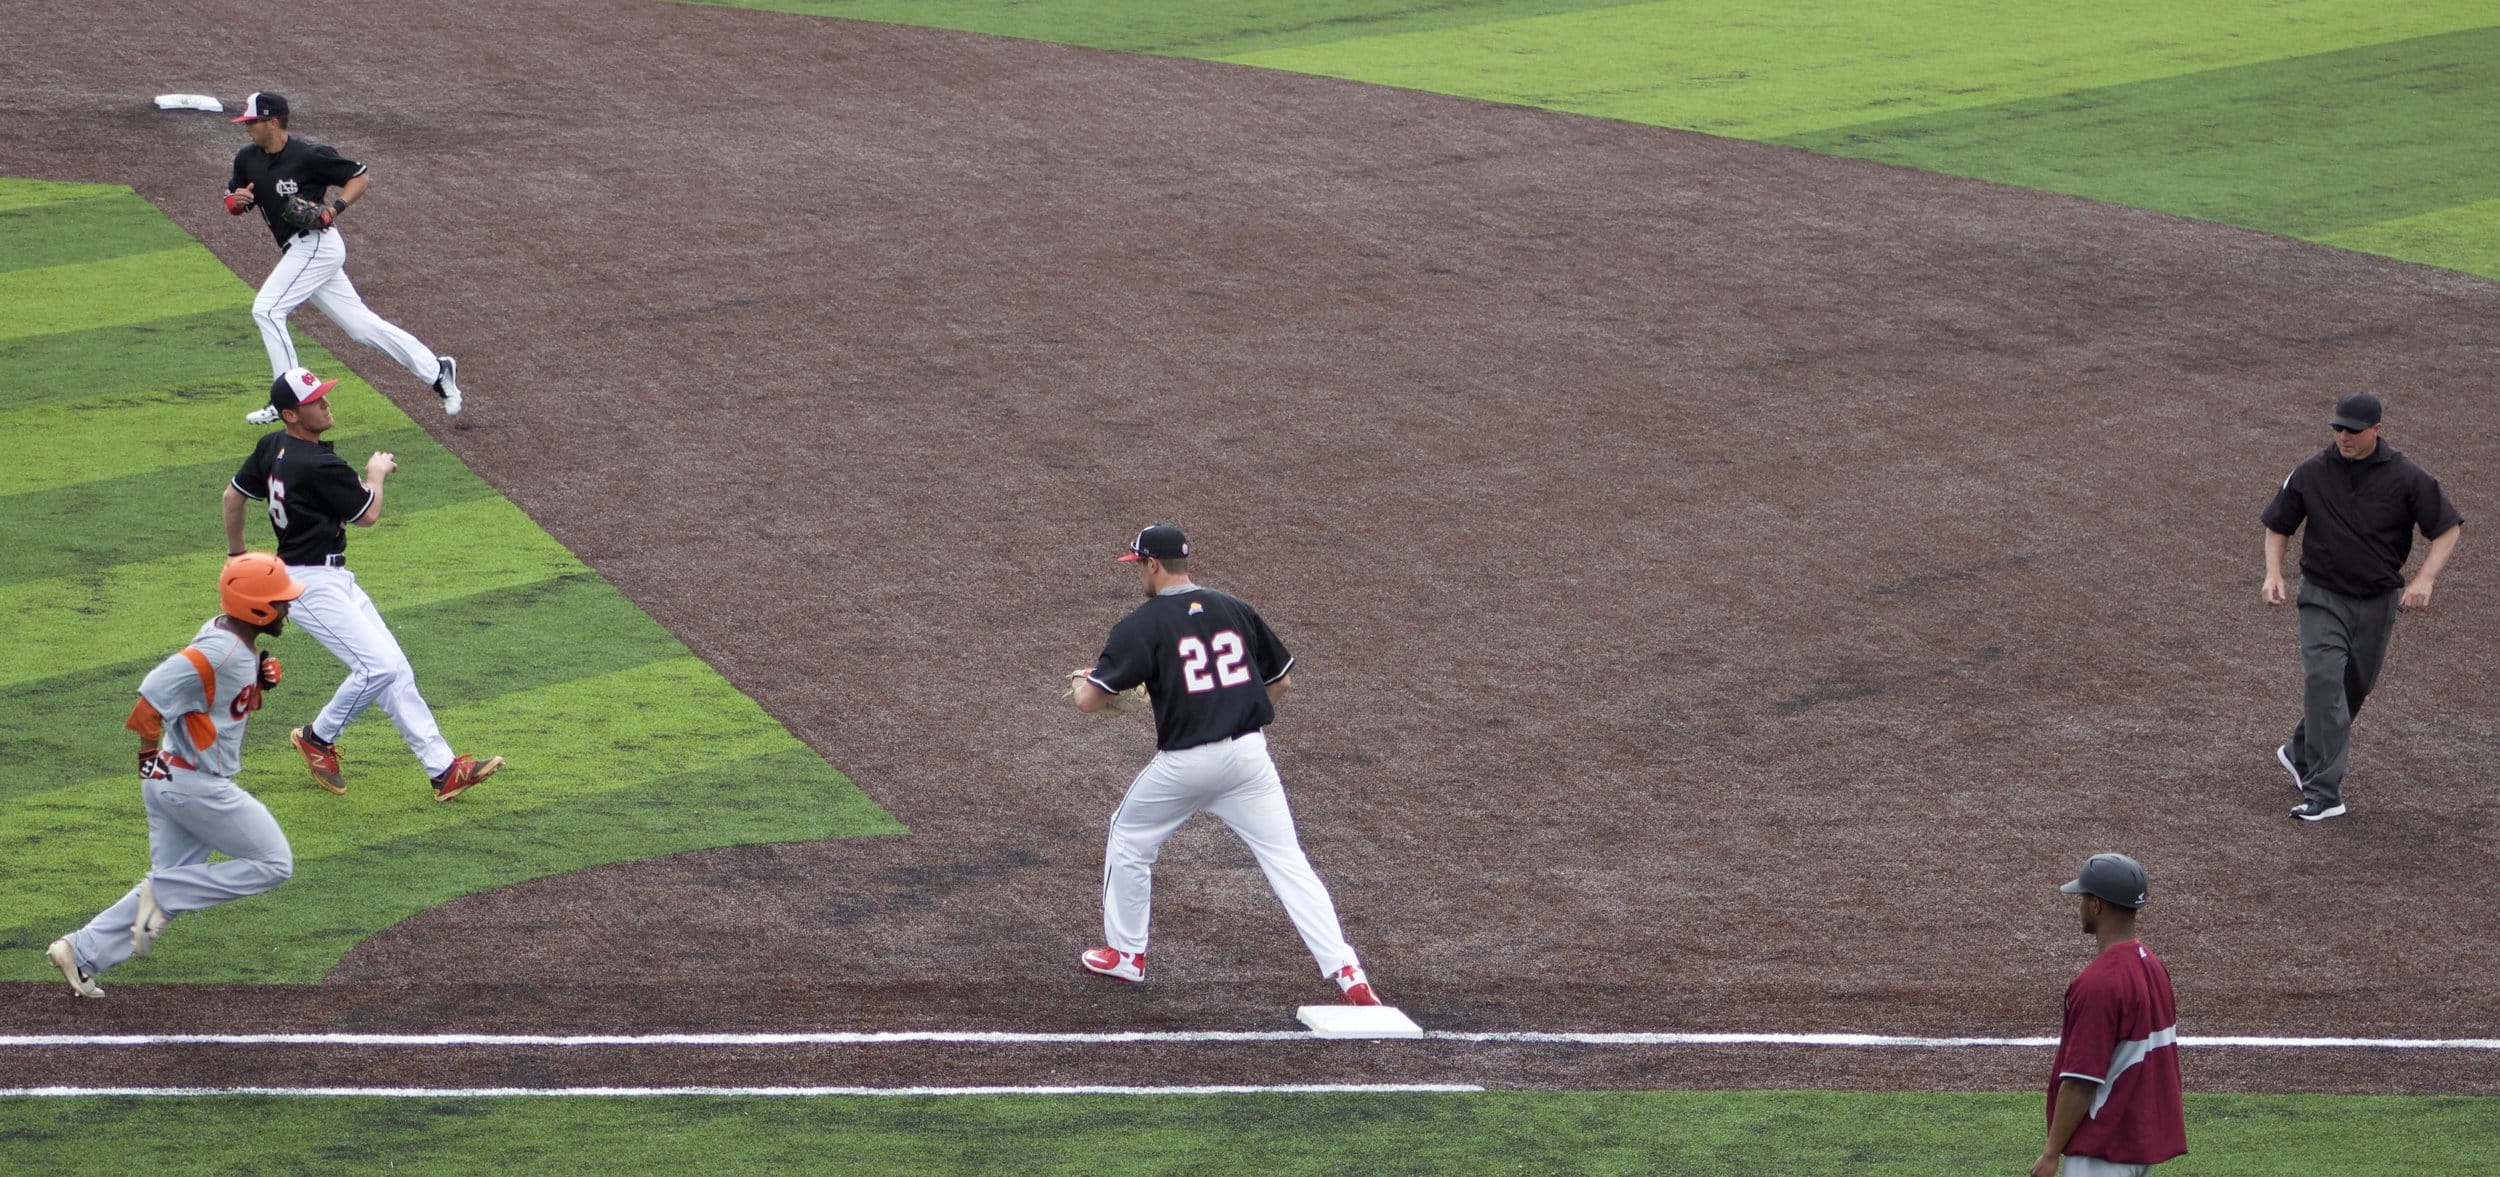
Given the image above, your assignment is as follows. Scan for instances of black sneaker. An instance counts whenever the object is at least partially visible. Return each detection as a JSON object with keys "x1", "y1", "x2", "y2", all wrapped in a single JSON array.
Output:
[
  {"x1": 2274, "y1": 743, "x2": 2306, "y2": 793},
  {"x1": 2290, "y1": 799, "x2": 2347, "y2": 822}
]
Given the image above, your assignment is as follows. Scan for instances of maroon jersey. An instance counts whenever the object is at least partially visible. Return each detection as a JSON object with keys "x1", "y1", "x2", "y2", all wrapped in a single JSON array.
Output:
[{"x1": 2051, "y1": 940, "x2": 2187, "y2": 1166}]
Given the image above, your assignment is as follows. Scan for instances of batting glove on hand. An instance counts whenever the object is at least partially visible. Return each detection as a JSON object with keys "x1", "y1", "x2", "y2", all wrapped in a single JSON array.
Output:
[
  {"x1": 258, "y1": 652, "x2": 283, "y2": 690},
  {"x1": 138, "y1": 749, "x2": 172, "y2": 782}
]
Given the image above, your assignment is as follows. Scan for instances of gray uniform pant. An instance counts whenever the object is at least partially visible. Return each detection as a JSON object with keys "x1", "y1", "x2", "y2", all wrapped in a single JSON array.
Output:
[
  {"x1": 2061, "y1": 1158, "x2": 2152, "y2": 1177},
  {"x1": 65, "y1": 771, "x2": 293, "y2": 978},
  {"x1": 1102, "y1": 732, "x2": 1358, "y2": 977},
  {"x1": 2287, "y1": 579, "x2": 2400, "y2": 808}
]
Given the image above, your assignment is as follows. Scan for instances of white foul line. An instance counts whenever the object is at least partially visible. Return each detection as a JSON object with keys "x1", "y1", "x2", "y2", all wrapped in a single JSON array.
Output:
[
  {"x1": 1, "y1": 1030, "x2": 2494, "y2": 1050},
  {"x1": 0, "y1": 1084, "x2": 1486, "y2": 1099}
]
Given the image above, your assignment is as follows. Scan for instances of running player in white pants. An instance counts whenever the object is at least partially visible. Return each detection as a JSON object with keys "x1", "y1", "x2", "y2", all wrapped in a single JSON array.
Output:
[
  {"x1": 1067, "y1": 525, "x2": 1378, "y2": 1005},
  {"x1": 223, "y1": 91, "x2": 464, "y2": 425},
  {"x1": 47, "y1": 555, "x2": 303, "y2": 997},
  {"x1": 224, "y1": 367, "x2": 503, "y2": 802}
]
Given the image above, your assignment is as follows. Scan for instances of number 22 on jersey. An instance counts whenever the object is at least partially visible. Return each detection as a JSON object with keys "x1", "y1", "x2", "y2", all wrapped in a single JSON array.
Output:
[{"x1": 1178, "y1": 631, "x2": 1252, "y2": 693}]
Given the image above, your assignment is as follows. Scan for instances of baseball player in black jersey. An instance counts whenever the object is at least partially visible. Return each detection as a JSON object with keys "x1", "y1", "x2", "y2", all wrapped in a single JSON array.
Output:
[
  {"x1": 1067, "y1": 525, "x2": 1378, "y2": 1005},
  {"x1": 223, "y1": 366, "x2": 502, "y2": 801},
  {"x1": 224, "y1": 91, "x2": 465, "y2": 425}
]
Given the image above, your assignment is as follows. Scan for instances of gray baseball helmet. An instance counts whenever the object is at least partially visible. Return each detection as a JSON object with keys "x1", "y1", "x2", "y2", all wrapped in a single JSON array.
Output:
[{"x1": 2059, "y1": 852, "x2": 2149, "y2": 909}]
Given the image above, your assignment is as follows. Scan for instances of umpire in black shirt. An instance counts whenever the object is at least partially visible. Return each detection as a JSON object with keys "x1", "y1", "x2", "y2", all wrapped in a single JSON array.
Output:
[{"x1": 2260, "y1": 392, "x2": 2463, "y2": 821}]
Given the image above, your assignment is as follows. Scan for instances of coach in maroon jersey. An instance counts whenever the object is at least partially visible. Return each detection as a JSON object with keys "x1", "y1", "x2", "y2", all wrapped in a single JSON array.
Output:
[{"x1": 2034, "y1": 853, "x2": 2186, "y2": 1177}]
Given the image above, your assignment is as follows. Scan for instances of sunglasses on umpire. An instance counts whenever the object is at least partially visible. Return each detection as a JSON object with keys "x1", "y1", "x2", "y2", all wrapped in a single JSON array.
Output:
[{"x1": 2330, "y1": 424, "x2": 2374, "y2": 435}]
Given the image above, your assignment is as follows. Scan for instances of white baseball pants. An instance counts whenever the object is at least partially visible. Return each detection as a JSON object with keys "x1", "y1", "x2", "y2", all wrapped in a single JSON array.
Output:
[
  {"x1": 1101, "y1": 732, "x2": 1359, "y2": 978},
  {"x1": 287, "y1": 564, "x2": 455, "y2": 777},
  {"x1": 64, "y1": 769, "x2": 293, "y2": 979},
  {"x1": 252, "y1": 228, "x2": 442, "y2": 384}
]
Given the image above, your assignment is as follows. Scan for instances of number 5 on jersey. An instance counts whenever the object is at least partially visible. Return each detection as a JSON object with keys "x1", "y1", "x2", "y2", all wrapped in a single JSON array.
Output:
[{"x1": 1178, "y1": 631, "x2": 1252, "y2": 693}]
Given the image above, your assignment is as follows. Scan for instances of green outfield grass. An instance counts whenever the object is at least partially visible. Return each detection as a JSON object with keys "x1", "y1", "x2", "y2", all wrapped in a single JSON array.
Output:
[
  {"x1": 693, "y1": 0, "x2": 2500, "y2": 280},
  {"x1": 0, "y1": 179, "x2": 902, "y2": 984},
  {"x1": 4, "y1": 1091, "x2": 2496, "y2": 1175}
]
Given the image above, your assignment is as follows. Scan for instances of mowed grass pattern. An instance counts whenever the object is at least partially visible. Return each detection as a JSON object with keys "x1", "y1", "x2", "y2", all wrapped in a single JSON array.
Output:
[
  {"x1": 3, "y1": 1091, "x2": 2497, "y2": 1175},
  {"x1": 698, "y1": 0, "x2": 2500, "y2": 281},
  {"x1": 0, "y1": 179, "x2": 902, "y2": 984}
]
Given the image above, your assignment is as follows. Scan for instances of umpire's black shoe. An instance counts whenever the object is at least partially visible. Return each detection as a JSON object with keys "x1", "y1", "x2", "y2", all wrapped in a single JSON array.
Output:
[
  {"x1": 2274, "y1": 743, "x2": 2306, "y2": 793},
  {"x1": 2290, "y1": 799, "x2": 2347, "y2": 822}
]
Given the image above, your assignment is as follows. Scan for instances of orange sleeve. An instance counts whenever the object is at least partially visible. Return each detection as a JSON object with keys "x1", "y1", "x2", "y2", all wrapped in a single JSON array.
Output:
[
  {"x1": 182, "y1": 712, "x2": 218, "y2": 749},
  {"x1": 125, "y1": 697, "x2": 164, "y2": 742}
]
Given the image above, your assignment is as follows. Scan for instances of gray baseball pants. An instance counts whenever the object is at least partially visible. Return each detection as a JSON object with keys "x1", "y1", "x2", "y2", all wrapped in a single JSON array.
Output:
[
  {"x1": 2286, "y1": 579, "x2": 2400, "y2": 808},
  {"x1": 64, "y1": 769, "x2": 293, "y2": 978}
]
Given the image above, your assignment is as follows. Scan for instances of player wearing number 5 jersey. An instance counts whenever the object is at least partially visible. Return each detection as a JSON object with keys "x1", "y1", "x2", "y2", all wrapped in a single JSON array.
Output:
[
  {"x1": 224, "y1": 366, "x2": 502, "y2": 802},
  {"x1": 47, "y1": 556, "x2": 302, "y2": 997},
  {"x1": 1067, "y1": 525, "x2": 1379, "y2": 1005}
]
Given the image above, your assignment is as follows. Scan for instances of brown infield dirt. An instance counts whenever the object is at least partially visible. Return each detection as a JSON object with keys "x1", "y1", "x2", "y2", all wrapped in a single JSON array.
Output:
[{"x1": 3, "y1": 0, "x2": 2497, "y2": 1096}]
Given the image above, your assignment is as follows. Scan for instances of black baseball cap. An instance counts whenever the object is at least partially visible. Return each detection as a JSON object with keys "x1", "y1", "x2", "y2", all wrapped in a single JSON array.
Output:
[
  {"x1": 2330, "y1": 392, "x2": 2382, "y2": 431},
  {"x1": 269, "y1": 366, "x2": 338, "y2": 411},
  {"x1": 232, "y1": 92, "x2": 288, "y2": 123},
  {"x1": 2059, "y1": 853, "x2": 2149, "y2": 910},
  {"x1": 1118, "y1": 524, "x2": 1189, "y2": 563}
]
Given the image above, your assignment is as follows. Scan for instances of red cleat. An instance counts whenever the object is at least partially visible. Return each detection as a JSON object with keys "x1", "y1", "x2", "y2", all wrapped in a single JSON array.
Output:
[{"x1": 1081, "y1": 947, "x2": 1145, "y2": 982}]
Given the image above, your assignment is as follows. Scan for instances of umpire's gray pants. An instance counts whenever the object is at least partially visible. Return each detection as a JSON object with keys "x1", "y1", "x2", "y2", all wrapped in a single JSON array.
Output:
[
  {"x1": 64, "y1": 770, "x2": 293, "y2": 979},
  {"x1": 2287, "y1": 579, "x2": 2400, "y2": 808}
]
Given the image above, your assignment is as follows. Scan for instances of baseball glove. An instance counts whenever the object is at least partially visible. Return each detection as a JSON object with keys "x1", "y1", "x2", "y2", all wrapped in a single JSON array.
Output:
[
  {"x1": 1064, "y1": 672, "x2": 1149, "y2": 716},
  {"x1": 276, "y1": 195, "x2": 334, "y2": 235}
]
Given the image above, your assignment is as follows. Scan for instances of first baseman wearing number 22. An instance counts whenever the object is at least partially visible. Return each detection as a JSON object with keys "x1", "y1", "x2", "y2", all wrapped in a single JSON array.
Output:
[{"x1": 1067, "y1": 525, "x2": 1379, "y2": 1005}]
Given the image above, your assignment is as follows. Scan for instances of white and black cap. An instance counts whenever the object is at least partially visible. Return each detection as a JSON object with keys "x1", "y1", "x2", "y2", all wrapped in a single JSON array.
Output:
[
  {"x1": 269, "y1": 366, "x2": 337, "y2": 411},
  {"x1": 1118, "y1": 524, "x2": 1190, "y2": 563},
  {"x1": 231, "y1": 91, "x2": 289, "y2": 124}
]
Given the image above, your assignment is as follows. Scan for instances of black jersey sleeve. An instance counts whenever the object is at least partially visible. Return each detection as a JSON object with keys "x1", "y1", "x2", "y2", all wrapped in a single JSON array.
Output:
[
  {"x1": 231, "y1": 434, "x2": 277, "y2": 500},
  {"x1": 303, "y1": 142, "x2": 366, "y2": 189},
  {"x1": 228, "y1": 147, "x2": 249, "y2": 193},
  {"x1": 1240, "y1": 604, "x2": 1293, "y2": 684},
  {"x1": 1086, "y1": 613, "x2": 1158, "y2": 695},
  {"x1": 2411, "y1": 463, "x2": 2463, "y2": 540},
  {"x1": 303, "y1": 452, "x2": 376, "y2": 525}
]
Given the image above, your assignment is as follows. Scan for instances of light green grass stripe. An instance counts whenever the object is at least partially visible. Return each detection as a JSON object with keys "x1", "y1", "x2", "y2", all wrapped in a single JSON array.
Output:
[
  {"x1": 1777, "y1": 26, "x2": 2500, "y2": 242},
  {"x1": 0, "y1": 573, "x2": 695, "y2": 806},
  {"x1": 0, "y1": 247, "x2": 245, "y2": 342},
  {"x1": 0, "y1": 747, "x2": 896, "y2": 984},
  {"x1": 0, "y1": 496, "x2": 582, "y2": 689},
  {"x1": 0, "y1": 426, "x2": 490, "y2": 588},
  {"x1": 0, "y1": 374, "x2": 408, "y2": 498},
  {"x1": 0, "y1": 1092, "x2": 2494, "y2": 1174},
  {"x1": 1217, "y1": 1, "x2": 2498, "y2": 140},
  {"x1": 0, "y1": 177, "x2": 119, "y2": 214},
  {"x1": 0, "y1": 656, "x2": 841, "y2": 969},
  {"x1": 0, "y1": 190, "x2": 201, "y2": 274},
  {"x1": 0, "y1": 310, "x2": 276, "y2": 410},
  {"x1": 2318, "y1": 197, "x2": 2500, "y2": 282}
]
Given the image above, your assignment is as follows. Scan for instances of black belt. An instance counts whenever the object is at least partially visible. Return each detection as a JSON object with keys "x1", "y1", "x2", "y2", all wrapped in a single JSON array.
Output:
[{"x1": 288, "y1": 554, "x2": 347, "y2": 568}]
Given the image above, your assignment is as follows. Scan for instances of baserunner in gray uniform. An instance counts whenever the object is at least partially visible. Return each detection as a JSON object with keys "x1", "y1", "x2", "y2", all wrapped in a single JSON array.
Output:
[{"x1": 46, "y1": 554, "x2": 304, "y2": 997}]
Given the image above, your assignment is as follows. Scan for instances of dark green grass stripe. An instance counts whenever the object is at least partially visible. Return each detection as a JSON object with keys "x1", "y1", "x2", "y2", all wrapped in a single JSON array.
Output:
[
  {"x1": 0, "y1": 191, "x2": 201, "y2": 274},
  {"x1": 0, "y1": 1091, "x2": 2494, "y2": 1173},
  {"x1": 0, "y1": 746, "x2": 900, "y2": 982},
  {"x1": 681, "y1": 0, "x2": 1637, "y2": 57},
  {"x1": 1778, "y1": 26, "x2": 2500, "y2": 239},
  {"x1": 0, "y1": 426, "x2": 492, "y2": 587},
  {"x1": 0, "y1": 309, "x2": 273, "y2": 409},
  {"x1": 0, "y1": 572, "x2": 690, "y2": 805}
]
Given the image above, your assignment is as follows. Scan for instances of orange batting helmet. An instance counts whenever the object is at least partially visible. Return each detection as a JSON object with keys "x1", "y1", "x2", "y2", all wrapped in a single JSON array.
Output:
[{"x1": 220, "y1": 552, "x2": 305, "y2": 625}]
